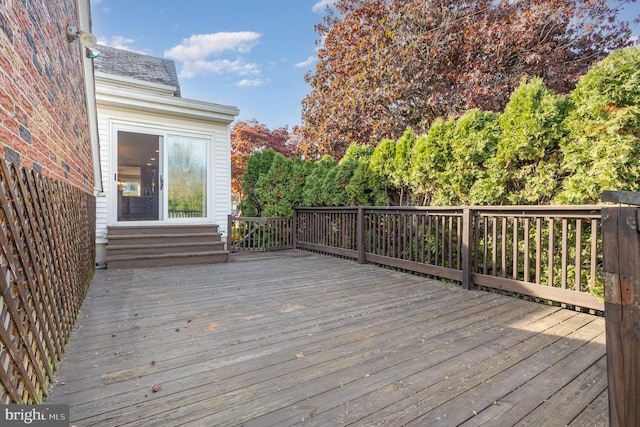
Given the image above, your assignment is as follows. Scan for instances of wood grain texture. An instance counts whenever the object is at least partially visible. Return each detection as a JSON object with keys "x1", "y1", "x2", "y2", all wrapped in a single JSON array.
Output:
[
  {"x1": 0, "y1": 160, "x2": 95, "y2": 404},
  {"x1": 602, "y1": 206, "x2": 640, "y2": 427},
  {"x1": 47, "y1": 250, "x2": 607, "y2": 426}
]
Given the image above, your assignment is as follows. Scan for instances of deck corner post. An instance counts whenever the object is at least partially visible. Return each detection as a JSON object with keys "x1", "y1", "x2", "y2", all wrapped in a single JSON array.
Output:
[
  {"x1": 357, "y1": 206, "x2": 365, "y2": 264},
  {"x1": 461, "y1": 207, "x2": 473, "y2": 290},
  {"x1": 292, "y1": 209, "x2": 298, "y2": 250},
  {"x1": 602, "y1": 195, "x2": 640, "y2": 426},
  {"x1": 227, "y1": 214, "x2": 233, "y2": 252}
]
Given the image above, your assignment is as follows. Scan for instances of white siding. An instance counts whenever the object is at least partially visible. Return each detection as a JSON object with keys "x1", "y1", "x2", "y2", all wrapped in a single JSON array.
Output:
[
  {"x1": 95, "y1": 114, "x2": 110, "y2": 244},
  {"x1": 95, "y1": 102, "x2": 236, "y2": 251},
  {"x1": 212, "y1": 123, "x2": 231, "y2": 240}
]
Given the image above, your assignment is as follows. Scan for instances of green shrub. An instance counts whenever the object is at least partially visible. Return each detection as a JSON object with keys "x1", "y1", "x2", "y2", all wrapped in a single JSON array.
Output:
[{"x1": 556, "y1": 47, "x2": 640, "y2": 203}]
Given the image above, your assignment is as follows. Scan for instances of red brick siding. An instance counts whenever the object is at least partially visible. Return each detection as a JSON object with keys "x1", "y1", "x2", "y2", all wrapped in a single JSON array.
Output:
[{"x1": 0, "y1": 1, "x2": 94, "y2": 194}]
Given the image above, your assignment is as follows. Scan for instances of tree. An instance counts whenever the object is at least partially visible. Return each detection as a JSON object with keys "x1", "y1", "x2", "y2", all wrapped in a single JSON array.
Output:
[
  {"x1": 255, "y1": 154, "x2": 311, "y2": 218},
  {"x1": 408, "y1": 110, "x2": 500, "y2": 206},
  {"x1": 302, "y1": 155, "x2": 336, "y2": 206},
  {"x1": 301, "y1": 0, "x2": 636, "y2": 158},
  {"x1": 556, "y1": 46, "x2": 640, "y2": 203},
  {"x1": 441, "y1": 109, "x2": 501, "y2": 206},
  {"x1": 391, "y1": 128, "x2": 416, "y2": 205},
  {"x1": 410, "y1": 119, "x2": 455, "y2": 206},
  {"x1": 345, "y1": 158, "x2": 389, "y2": 206},
  {"x1": 368, "y1": 138, "x2": 398, "y2": 203},
  {"x1": 482, "y1": 78, "x2": 570, "y2": 205},
  {"x1": 231, "y1": 120, "x2": 295, "y2": 199},
  {"x1": 238, "y1": 148, "x2": 277, "y2": 216},
  {"x1": 322, "y1": 143, "x2": 373, "y2": 206}
]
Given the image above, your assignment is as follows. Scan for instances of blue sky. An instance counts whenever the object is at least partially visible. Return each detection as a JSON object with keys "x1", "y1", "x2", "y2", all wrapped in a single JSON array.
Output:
[
  {"x1": 90, "y1": 0, "x2": 639, "y2": 130},
  {"x1": 90, "y1": 0, "x2": 333, "y2": 129}
]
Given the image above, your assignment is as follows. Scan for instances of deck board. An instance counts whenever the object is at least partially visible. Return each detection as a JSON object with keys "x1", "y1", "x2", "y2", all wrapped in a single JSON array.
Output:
[{"x1": 47, "y1": 250, "x2": 608, "y2": 426}]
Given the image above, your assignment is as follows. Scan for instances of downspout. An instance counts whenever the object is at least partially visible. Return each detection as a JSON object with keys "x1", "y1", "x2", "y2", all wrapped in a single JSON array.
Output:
[{"x1": 76, "y1": 0, "x2": 103, "y2": 194}]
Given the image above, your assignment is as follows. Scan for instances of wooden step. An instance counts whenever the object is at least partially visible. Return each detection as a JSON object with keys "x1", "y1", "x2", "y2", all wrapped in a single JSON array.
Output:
[
  {"x1": 107, "y1": 232, "x2": 221, "y2": 246},
  {"x1": 107, "y1": 224, "x2": 219, "y2": 235},
  {"x1": 106, "y1": 224, "x2": 228, "y2": 269},
  {"x1": 106, "y1": 241, "x2": 226, "y2": 257},
  {"x1": 106, "y1": 251, "x2": 229, "y2": 269}
]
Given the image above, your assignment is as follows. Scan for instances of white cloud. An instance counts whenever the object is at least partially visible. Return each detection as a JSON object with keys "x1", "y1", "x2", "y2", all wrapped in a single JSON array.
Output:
[
  {"x1": 164, "y1": 31, "x2": 262, "y2": 62},
  {"x1": 236, "y1": 78, "x2": 265, "y2": 87},
  {"x1": 179, "y1": 59, "x2": 259, "y2": 79},
  {"x1": 312, "y1": 0, "x2": 337, "y2": 13},
  {"x1": 295, "y1": 56, "x2": 316, "y2": 68}
]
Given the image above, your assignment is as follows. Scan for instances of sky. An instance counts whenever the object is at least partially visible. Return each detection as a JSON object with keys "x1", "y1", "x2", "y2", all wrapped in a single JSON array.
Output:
[
  {"x1": 89, "y1": 0, "x2": 639, "y2": 131},
  {"x1": 89, "y1": 0, "x2": 334, "y2": 130}
]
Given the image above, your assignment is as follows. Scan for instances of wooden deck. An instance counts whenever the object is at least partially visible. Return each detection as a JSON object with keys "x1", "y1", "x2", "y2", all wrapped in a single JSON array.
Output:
[{"x1": 47, "y1": 250, "x2": 608, "y2": 426}]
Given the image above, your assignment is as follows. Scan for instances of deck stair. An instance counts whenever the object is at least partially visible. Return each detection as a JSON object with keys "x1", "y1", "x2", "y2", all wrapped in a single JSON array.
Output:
[{"x1": 106, "y1": 224, "x2": 228, "y2": 269}]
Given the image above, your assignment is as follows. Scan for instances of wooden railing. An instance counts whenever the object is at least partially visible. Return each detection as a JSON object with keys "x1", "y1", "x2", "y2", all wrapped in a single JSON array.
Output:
[
  {"x1": 601, "y1": 190, "x2": 640, "y2": 425},
  {"x1": 228, "y1": 216, "x2": 294, "y2": 251},
  {"x1": 235, "y1": 205, "x2": 604, "y2": 311},
  {"x1": 0, "y1": 160, "x2": 95, "y2": 404},
  {"x1": 470, "y1": 206, "x2": 602, "y2": 311}
]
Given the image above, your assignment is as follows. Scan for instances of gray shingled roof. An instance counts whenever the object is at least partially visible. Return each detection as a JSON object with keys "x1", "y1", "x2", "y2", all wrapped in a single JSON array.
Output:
[{"x1": 94, "y1": 44, "x2": 181, "y2": 97}]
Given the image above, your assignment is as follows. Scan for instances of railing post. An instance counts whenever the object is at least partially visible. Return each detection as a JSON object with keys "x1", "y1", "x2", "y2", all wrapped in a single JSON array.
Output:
[
  {"x1": 461, "y1": 207, "x2": 473, "y2": 290},
  {"x1": 357, "y1": 207, "x2": 365, "y2": 264},
  {"x1": 601, "y1": 191, "x2": 640, "y2": 426},
  {"x1": 292, "y1": 209, "x2": 298, "y2": 249}
]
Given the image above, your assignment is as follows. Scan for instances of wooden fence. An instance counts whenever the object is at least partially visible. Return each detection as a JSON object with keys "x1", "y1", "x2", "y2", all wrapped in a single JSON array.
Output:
[
  {"x1": 228, "y1": 216, "x2": 294, "y2": 251},
  {"x1": 232, "y1": 205, "x2": 604, "y2": 311},
  {"x1": 0, "y1": 160, "x2": 95, "y2": 404}
]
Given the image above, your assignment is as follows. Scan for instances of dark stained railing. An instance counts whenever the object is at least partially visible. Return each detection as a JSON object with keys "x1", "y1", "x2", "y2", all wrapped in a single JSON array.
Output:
[
  {"x1": 228, "y1": 216, "x2": 294, "y2": 251},
  {"x1": 232, "y1": 205, "x2": 604, "y2": 311},
  {"x1": 295, "y1": 207, "x2": 360, "y2": 258},
  {"x1": 471, "y1": 206, "x2": 602, "y2": 311},
  {"x1": 601, "y1": 190, "x2": 640, "y2": 426},
  {"x1": 0, "y1": 160, "x2": 95, "y2": 404}
]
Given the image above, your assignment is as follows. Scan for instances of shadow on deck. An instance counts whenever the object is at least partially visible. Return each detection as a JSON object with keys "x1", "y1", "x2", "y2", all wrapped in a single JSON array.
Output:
[{"x1": 48, "y1": 250, "x2": 608, "y2": 426}]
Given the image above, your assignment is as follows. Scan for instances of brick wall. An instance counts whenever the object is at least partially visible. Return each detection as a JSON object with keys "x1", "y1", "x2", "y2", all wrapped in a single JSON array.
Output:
[{"x1": 0, "y1": 1, "x2": 94, "y2": 194}]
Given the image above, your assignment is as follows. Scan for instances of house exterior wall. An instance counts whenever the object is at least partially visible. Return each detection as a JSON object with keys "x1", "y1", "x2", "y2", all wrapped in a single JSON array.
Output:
[
  {"x1": 0, "y1": 0, "x2": 95, "y2": 193},
  {"x1": 95, "y1": 104, "x2": 233, "y2": 261},
  {"x1": 0, "y1": 0, "x2": 98, "y2": 404}
]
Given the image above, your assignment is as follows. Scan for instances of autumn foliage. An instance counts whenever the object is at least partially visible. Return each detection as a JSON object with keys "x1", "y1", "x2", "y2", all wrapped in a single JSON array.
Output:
[
  {"x1": 231, "y1": 120, "x2": 298, "y2": 198},
  {"x1": 300, "y1": 0, "x2": 637, "y2": 158},
  {"x1": 241, "y1": 47, "x2": 640, "y2": 216}
]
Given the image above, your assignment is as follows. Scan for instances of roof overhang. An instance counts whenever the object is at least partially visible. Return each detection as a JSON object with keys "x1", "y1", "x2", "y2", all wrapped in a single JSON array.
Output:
[{"x1": 95, "y1": 72, "x2": 240, "y2": 124}]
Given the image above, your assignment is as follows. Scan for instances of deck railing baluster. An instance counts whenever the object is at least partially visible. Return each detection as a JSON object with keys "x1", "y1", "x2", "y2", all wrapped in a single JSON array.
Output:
[
  {"x1": 524, "y1": 217, "x2": 530, "y2": 283},
  {"x1": 561, "y1": 218, "x2": 569, "y2": 289},
  {"x1": 513, "y1": 217, "x2": 518, "y2": 280},
  {"x1": 548, "y1": 218, "x2": 555, "y2": 287},
  {"x1": 501, "y1": 217, "x2": 507, "y2": 278}
]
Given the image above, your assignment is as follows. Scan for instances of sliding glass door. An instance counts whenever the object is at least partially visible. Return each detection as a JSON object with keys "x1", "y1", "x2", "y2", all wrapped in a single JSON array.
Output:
[
  {"x1": 115, "y1": 129, "x2": 210, "y2": 223},
  {"x1": 167, "y1": 135, "x2": 208, "y2": 219},
  {"x1": 117, "y1": 131, "x2": 161, "y2": 222}
]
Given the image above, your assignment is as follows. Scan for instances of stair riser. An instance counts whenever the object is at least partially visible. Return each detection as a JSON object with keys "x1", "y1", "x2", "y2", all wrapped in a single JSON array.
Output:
[
  {"x1": 107, "y1": 226, "x2": 219, "y2": 236},
  {"x1": 107, "y1": 253, "x2": 229, "y2": 269},
  {"x1": 109, "y1": 235, "x2": 221, "y2": 246},
  {"x1": 108, "y1": 243, "x2": 225, "y2": 256}
]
